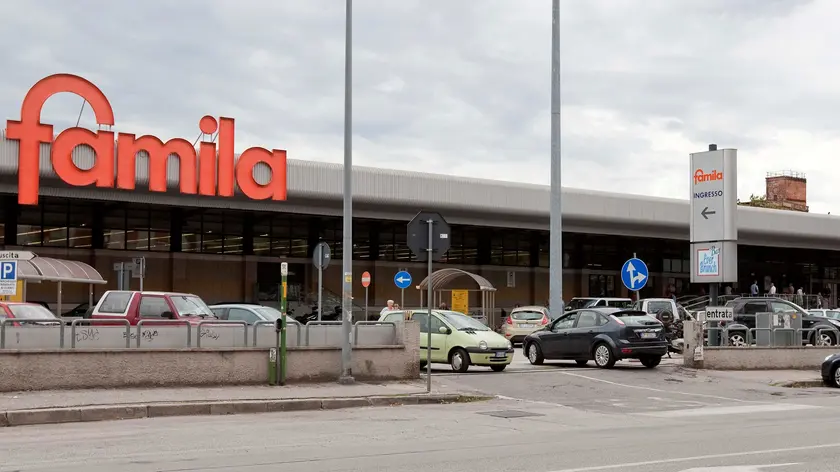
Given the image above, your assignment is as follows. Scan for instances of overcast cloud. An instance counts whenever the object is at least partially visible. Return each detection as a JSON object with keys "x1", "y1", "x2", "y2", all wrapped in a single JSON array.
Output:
[{"x1": 1, "y1": 0, "x2": 837, "y2": 213}]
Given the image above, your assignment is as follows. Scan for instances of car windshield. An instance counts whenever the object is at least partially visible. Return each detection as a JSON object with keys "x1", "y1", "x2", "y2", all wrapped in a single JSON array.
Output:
[
  {"x1": 567, "y1": 298, "x2": 594, "y2": 310},
  {"x1": 607, "y1": 300, "x2": 633, "y2": 308},
  {"x1": 255, "y1": 306, "x2": 283, "y2": 321},
  {"x1": 647, "y1": 301, "x2": 673, "y2": 314},
  {"x1": 438, "y1": 311, "x2": 490, "y2": 331},
  {"x1": 511, "y1": 310, "x2": 544, "y2": 321},
  {"x1": 8, "y1": 305, "x2": 57, "y2": 320},
  {"x1": 170, "y1": 295, "x2": 215, "y2": 317}
]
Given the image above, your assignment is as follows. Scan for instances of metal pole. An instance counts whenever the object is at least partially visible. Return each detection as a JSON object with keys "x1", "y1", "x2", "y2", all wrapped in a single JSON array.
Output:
[
  {"x1": 426, "y1": 219, "x2": 433, "y2": 393},
  {"x1": 280, "y1": 265, "x2": 288, "y2": 386},
  {"x1": 139, "y1": 258, "x2": 145, "y2": 292},
  {"x1": 339, "y1": 0, "x2": 355, "y2": 384},
  {"x1": 364, "y1": 287, "x2": 368, "y2": 320},
  {"x1": 317, "y1": 245, "x2": 323, "y2": 322},
  {"x1": 401, "y1": 288, "x2": 405, "y2": 310},
  {"x1": 549, "y1": 0, "x2": 564, "y2": 318},
  {"x1": 633, "y1": 252, "x2": 639, "y2": 301}
]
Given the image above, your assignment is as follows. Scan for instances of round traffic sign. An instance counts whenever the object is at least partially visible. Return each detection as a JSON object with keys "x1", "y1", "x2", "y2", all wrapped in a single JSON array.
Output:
[
  {"x1": 620, "y1": 257, "x2": 649, "y2": 291},
  {"x1": 361, "y1": 271, "x2": 371, "y2": 288}
]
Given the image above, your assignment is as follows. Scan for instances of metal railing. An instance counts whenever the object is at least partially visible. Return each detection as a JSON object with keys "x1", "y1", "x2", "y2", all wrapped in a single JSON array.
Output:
[
  {"x1": 71, "y1": 319, "x2": 131, "y2": 349},
  {"x1": 702, "y1": 323, "x2": 840, "y2": 348},
  {"x1": 0, "y1": 318, "x2": 64, "y2": 349},
  {"x1": 0, "y1": 319, "x2": 401, "y2": 350},
  {"x1": 196, "y1": 320, "x2": 248, "y2": 348},
  {"x1": 135, "y1": 319, "x2": 192, "y2": 348},
  {"x1": 353, "y1": 321, "x2": 397, "y2": 346},
  {"x1": 252, "y1": 320, "x2": 303, "y2": 347}
]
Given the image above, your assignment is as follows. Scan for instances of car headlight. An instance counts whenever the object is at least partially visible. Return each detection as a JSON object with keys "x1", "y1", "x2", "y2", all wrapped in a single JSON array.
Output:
[
  {"x1": 479, "y1": 340, "x2": 488, "y2": 350},
  {"x1": 506, "y1": 340, "x2": 512, "y2": 349}
]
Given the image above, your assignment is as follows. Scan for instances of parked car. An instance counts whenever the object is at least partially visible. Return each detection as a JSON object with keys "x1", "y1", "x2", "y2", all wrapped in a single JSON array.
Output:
[
  {"x1": 501, "y1": 306, "x2": 550, "y2": 344},
  {"x1": 209, "y1": 303, "x2": 299, "y2": 326},
  {"x1": 722, "y1": 297, "x2": 840, "y2": 347},
  {"x1": 523, "y1": 308, "x2": 667, "y2": 369},
  {"x1": 565, "y1": 297, "x2": 632, "y2": 311},
  {"x1": 0, "y1": 302, "x2": 61, "y2": 326},
  {"x1": 631, "y1": 298, "x2": 693, "y2": 321},
  {"x1": 379, "y1": 309, "x2": 514, "y2": 373},
  {"x1": 822, "y1": 353, "x2": 840, "y2": 387},
  {"x1": 809, "y1": 309, "x2": 840, "y2": 321},
  {"x1": 90, "y1": 291, "x2": 217, "y2": 326},
  {"x1": 61, "y1": 302, "x2": 91, "y2": 318}
]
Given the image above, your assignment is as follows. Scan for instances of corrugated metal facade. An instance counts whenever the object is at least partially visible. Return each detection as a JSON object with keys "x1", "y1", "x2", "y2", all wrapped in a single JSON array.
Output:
[{"x1": 1, "y1": 131, "x2": 840, "y2": 250}]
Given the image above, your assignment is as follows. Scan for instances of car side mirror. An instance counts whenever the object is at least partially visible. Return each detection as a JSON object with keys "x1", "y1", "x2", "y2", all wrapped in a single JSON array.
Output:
[
  {"x1": 438, "y1": 326, "x2": 451, "y2": 335},
  {"x1": 161, "y1": 311, "x2": 175, "y2": 320}
]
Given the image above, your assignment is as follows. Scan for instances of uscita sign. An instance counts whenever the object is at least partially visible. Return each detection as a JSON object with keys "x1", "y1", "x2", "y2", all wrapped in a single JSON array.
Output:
[
  {"x1": 697, "y1": 246, "x2": 721, "y2": 277},
  {"x1": 5, "y1": 74, "x2": 288, "y2": 205}
]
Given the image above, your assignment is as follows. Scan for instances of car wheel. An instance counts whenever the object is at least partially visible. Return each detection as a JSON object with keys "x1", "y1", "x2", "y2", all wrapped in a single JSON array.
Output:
[
  {"x1": 728, "y1": 331, "x2": 748, "y2": 347},
  {"x1": 815, "y1": 331, "x2": 837, "y2": 347},
  {"x1": 593, "y1": 343, "x2": 616, "y2": 369},
  {"x1": 450, "y1": 348, "x2": 470, "y2": 373},
  {"x1": 575, "y1": 360, "x2": 588, "y2": 367},
  {"x1": 526, "y1": 342, "x2": 544, "y2": 365},
  {"x1": 827, "y1": 365, "x2": 840, "y2": 388},
  {"x1": 490, "y1": 365, "x2": 507, "y2": 372},
  {"x1": 640, "y1": 356, "x2": 661, "y2": 368}
]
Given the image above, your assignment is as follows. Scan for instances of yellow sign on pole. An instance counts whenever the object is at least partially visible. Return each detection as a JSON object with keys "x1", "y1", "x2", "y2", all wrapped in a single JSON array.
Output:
[
  {"x1": 0, "y1": 280, "x2": 23, "y2": 302},
  {"x1": 451, "y1": 290, "x2": 469, "y2": 314}
]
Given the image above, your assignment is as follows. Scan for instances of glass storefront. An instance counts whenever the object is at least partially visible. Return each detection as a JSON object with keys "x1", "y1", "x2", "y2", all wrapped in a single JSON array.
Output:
[{"x1": 4, "y1": 195, "x2": 840, "y2": 300}]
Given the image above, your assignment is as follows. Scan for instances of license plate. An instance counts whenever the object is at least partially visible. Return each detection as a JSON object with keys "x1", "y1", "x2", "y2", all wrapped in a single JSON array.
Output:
[
  {"x1": 519, "y1": 324, "x2": 534, "y2": 328},
  {"x1": 641, "y1": 332, "x2": 657, "y2": 339},
  {"x1": 494, "y1": 351, "x2": 507, "y2": 358}
]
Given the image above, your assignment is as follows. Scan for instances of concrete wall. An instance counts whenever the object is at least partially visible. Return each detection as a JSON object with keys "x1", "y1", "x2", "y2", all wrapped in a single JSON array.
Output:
[{"x1": 0, "y1": 322, "x2": 420, "y2": 392}]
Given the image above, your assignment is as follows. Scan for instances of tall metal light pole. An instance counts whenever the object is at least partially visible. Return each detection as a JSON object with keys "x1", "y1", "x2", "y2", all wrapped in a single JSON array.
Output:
[
  {"x1": 339, "y1": 0, "x2": 355, "y2": 384},
  {"x1": 549, "y1": 0, "x2": 563, "y2": 318}
]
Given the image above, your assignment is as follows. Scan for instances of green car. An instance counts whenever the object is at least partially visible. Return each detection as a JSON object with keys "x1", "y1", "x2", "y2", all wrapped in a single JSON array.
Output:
[{"x1": 380, "y1": 309, "x2": 514, "y2": 373}]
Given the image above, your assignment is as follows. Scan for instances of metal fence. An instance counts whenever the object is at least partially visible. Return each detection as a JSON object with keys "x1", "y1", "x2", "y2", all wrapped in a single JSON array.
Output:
[
  {"x1": 0, "y1": 319, "x2": 399, "y2": 350},
  {"x1": 700, "y1": 311, "x2": 839, "y2": 348}
]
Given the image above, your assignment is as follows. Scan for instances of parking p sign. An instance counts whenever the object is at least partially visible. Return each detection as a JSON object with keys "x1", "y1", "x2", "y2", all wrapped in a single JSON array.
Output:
[{"x1": 0, "y1": 261, "x2": 18, "y2": 296}]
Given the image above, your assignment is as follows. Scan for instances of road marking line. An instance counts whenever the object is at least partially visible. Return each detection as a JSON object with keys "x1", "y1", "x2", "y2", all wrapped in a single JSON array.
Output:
[
  {"x1": 636, "y1": 402, "x2": 820, "y2": 418},
  {"x1": 544, "y1": 443, "x2": 840, "y2": 472},
  {"x1": 680, "y1": 464, "x2": 799, "y2": 471},
  {"x1": 555, "y1": 371, "x2": 763, "y2": 403},
  {"x1": 494, "y1": 395, "x2": 575, "y2": 409}
]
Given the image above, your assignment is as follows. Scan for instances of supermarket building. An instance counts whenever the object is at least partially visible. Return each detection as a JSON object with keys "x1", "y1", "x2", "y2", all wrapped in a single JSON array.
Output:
[{"x1": 4, "y1": 74, "x2": 840, "y2": 315}]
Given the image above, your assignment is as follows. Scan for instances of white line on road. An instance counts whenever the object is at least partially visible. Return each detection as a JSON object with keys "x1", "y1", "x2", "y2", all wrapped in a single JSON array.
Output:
[
  {"x1": 679, "y1": 464, "x2": 800, "y2": 471},
  {"x1": 545, "y1": 443, "x2": 840, "y2": 472},
  {"x1": 555, "y1": 371, "x2": 764, "y2": 404},
  {"x1": 637, "y1": 402, "x2": 820, "y2": 418}
]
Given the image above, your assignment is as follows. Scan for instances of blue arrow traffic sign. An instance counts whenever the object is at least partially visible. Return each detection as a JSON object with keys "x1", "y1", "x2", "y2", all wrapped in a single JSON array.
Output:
[
  {"x1": 620, "y1": 258, "x2": 649, "y2": 291},
  {"x1": 394, "y1": 271, "x2": 413, "y2": 290}
]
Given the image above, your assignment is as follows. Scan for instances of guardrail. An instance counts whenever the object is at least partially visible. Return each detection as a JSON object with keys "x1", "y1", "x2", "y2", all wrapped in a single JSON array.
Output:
[
  {"x1": 252, "y1": 320, "x2": 303, "y2": 347},
  {"x1": 71, "y1": 319, "x2": 132, "y2": 349},
  {"x1": 0, "y1": 318, "x2": 64, "y2": 349},
  {"x1": 136, "y1": 319, "x2": 192, "y2": 348},
  {"x1": 0, "y1": 319, "x2": 400, "y2": 350},
  {"x1": 196, "y1": 320, "x2": 248, "y2": 348},
  {"x1": 353, "y1": 321, "x2": 397, "y2": 346},
  {"x1": 702, "y1": 323, "x2": 840, "y2": 348}
]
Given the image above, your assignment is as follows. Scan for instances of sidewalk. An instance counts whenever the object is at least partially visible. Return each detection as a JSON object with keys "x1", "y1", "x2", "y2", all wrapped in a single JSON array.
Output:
[
  {"x1": 0, "y1": 380, "x2": 492, "y2": 428},
  {"x1": 697, "y1": 369, "x2": 823, "y2": 386}
]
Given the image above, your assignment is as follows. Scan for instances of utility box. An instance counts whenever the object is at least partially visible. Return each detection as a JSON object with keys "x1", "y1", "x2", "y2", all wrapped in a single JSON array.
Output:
[
  {"x1": 755, "y1": 312, "x2": 773, "y2": 347},
  {"x1": 268, "y1": 347, "x2": 278, "y2": 385},
  {"x1": 772, "y1": 311, "x2": 800, "y2": 347}
]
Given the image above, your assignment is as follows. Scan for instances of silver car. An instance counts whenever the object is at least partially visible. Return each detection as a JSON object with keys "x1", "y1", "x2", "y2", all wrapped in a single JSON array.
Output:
[{"x1": 209, "y1": 303, "x2": 299, "y2": 326}]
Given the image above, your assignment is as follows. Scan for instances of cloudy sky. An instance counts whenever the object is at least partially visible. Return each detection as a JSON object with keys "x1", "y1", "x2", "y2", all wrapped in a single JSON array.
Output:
[{"x1": 1, "y1": 0, "x2": 837, "y2": 212}]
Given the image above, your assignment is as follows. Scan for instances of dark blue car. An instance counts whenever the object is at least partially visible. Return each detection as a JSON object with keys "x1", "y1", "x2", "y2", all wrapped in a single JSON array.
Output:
[{"x1": 523, "y1": 308, "x2": 667, "y2": 369}]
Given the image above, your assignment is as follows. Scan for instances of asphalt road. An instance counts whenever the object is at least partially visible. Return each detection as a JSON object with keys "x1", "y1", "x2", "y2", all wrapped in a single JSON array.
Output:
[{"x1": 4, "y1": 358, "x2": 840, "y2": 472}]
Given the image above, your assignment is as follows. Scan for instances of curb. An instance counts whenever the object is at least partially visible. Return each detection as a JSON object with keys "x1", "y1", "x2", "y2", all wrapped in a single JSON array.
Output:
[{"x1": 0, "y1": 393, "x2": 493, "y2": 428}]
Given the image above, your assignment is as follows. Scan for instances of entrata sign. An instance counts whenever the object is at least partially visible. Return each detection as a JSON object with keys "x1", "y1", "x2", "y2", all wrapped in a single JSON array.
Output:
[{"x1": 5, "y1": 74, "x2": 288, "y2": 205}]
